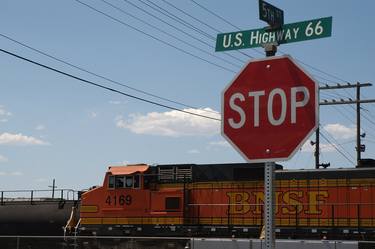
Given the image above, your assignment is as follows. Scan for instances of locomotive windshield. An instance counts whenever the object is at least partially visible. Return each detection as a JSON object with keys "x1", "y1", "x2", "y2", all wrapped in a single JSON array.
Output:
[{"x1": 108, "y1": 175, "x2": 140, "y2": 189}]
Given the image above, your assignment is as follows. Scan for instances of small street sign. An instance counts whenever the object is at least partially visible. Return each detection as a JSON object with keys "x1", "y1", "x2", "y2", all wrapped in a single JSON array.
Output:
[
  {"x1": 221, "y1": 55, "x2": 318, "y2": 162},
  {"x1": 259, "y1": 0, "x2": 284, "y2": 27},
  {"x1": 216, "y1": 16, "x2": 332, "y2": 52}
]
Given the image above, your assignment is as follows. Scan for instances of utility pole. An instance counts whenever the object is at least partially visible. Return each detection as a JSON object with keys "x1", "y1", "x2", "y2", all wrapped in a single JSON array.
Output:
[
  {"x1": 319, "y1": 82, "x2": 375, "y2": 166},
  {"x1": 314, "y1": 127, "x2": 320, "y2": 169},
  {"x1": 356, "y1": 82, "x2": 361, "y2": 165},
  {"x1": 48, "y1": 179, "x2": 56, "y2": 199}
]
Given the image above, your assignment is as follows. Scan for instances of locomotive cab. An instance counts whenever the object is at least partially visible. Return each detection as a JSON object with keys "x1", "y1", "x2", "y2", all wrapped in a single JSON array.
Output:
[{"x1": 79, "y1": 164, "x2": 185, "y2": 235}]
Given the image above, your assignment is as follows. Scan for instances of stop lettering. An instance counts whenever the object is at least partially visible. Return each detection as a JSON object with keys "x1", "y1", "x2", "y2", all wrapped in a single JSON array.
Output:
[{"x1": 222, "y1": 55, "x2": 318, "y2": 162}]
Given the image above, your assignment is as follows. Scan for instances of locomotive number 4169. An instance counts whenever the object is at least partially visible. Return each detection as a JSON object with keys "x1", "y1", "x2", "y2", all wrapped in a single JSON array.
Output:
[{"x1": 105, "y1": 195, "x2": 132, "y2": 206}]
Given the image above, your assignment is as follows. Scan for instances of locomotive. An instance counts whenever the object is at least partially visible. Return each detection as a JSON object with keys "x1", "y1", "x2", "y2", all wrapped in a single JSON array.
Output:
[{"x1": 77, "y1": 161, "x2": 375, "y2": 240}]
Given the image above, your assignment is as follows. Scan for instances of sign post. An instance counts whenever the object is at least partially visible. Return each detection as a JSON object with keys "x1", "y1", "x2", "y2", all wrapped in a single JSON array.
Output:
[
  {"x1": 221, "y1": 55, "x2": 319, "y2": 249},
  {"x1": 219, "y1": 3, "x2": 327, "y2": 249}
]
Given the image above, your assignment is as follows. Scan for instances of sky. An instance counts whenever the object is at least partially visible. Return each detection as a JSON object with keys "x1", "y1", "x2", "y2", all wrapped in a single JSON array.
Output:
[{"x1": 0, "y1": 0, "x2": 374, "y2": 191}]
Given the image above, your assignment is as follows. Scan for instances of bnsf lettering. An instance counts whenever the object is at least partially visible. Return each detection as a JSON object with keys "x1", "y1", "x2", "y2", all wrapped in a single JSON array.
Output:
[
  {"x1": 226, "y1": 190, "x2": 328, "y2": 215},
  {"x1": 105, "y1": 195, "x2": 132, "y2": 206}
]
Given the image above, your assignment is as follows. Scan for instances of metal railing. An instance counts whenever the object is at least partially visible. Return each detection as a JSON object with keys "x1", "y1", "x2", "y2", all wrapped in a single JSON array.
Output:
[
  {"x1": 0, "y1": 236, "x2": 363, "y2": 249},
  {"x1": 0, "y1": 189, "x2": 80, "y2": 205}
]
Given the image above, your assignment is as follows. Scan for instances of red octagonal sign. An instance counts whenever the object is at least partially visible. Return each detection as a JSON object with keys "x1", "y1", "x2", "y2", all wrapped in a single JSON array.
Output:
[{"x1": 222, "y1": 55, "x2": 318, "y2": 162}]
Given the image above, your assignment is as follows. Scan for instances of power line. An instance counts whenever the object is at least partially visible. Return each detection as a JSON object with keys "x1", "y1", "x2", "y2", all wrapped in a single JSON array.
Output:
[
  {"x1": 74, "y1": 0, "x2": 237, "y2": 73},
  {"x1": 188, "y1": 0, "x2": 356, "y2": 88},
  {"x1": 292, "y1": 57, "x2": 349, "y2": 83},
  {"x1": 189, "y1": 0, "x2": 241, "y2": 31},
  {"x1": 189, "y1": 0, "x2": 264, "y2": 57},
  {"x1": 138, "y1": 0, "x2": 215, "y2": 40},
  {"x1": 0, "y1": 48, "x2": 221, "y2": 122},
  {"x1": 101, "y1": 0, "x2": 241, "y2": 68},
  {"x1": 120, "y1": 0, "x2": 249, "y2": 63},
  {"x1": 319, "y1": 130, "x2": 356, "y2": 166},
  {"x1": 121, "y1": 0, "x2": 246, "y2": 64},
  {"x1": 320, "y1": 125, "x2": 356, "y2": 161},
  {"x1": 146, "y1": 0, "x2": 255, "y2": 60},
  {"x1": 0, "y1": 33, "x2": 219, "y2": 115},
  {"x1": 160, "y1": 0, "x2": 221, "y2": 33}
]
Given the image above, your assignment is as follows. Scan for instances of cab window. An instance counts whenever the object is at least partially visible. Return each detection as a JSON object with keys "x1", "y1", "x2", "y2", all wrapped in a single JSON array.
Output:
[
  {"x1": 115, "y1": 176, "x2": 125, "y2": 188},
  {"x1": 108, "y1": 176, "x2": 115, "y2": 189},
  {"x1": 125, "y1": 176, "x2": 133, "y2": 188},
  {"x1": 110, "y1": 175, "x2": 142, "y2": 189},
  {"x1": 134, "y1": 175, "x2": 140, "y2": 188}
]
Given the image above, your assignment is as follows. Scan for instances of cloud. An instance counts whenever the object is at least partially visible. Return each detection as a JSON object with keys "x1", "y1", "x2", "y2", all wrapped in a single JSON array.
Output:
[
  {"x1": 109, "y1": 100, "x2": 122, "y2": 105},
  {"x1": 301, "y1": 140, "x2": 336, "y2": 153},
  {"x1": 208, "y1": 140, "x2": 231, "y2": 148},
  {"x1": 34, "y1": 178, "x2": 48, "y2": 182},
  {"x1": 116, "y1": 108, "x2": 220, "y2": 137},
  {"x1": 187, "y1": 149, "x2": 200, "y2": 154},
  {"x1": 35, "y1": 125, "x2": 46, "y2": 131},
  {"x1": 0, "y1": 155, "x2": 8, "y2": 162},
  {"x1": 0, "y1": 132, "x2": 49, "y2": 146},
  {"x1": 10, "y1": 171, "x2": 23, "y2": 176},
  {"x1": 323, "y1": 123, "x2": 356, "y2": 140},
  {"x1": 0, "y1": 171, "x2": 23, "y2": 176},
  {"x1": 90, "y1": 112, "x2": 98, "y2": 118},
  {"x1": 0, "y1": 106, "x2": 12, "y2": 122}
]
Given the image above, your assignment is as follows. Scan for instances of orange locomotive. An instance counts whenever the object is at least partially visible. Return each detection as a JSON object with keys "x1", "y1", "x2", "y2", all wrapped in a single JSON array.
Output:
[{"x1": 79, "y1": 162, "x2": 375, "y2": 239}]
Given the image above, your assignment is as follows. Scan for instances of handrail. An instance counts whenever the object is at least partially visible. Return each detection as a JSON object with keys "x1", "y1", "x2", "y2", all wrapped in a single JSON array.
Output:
[{"x1": 0, "y1": 189, "x2": 80, "y2": 205}]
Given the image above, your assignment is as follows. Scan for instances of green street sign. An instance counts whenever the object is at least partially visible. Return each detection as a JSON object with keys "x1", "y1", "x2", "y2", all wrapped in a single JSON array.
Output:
[
  {"x1": 259, "y1": 0, "x2": 284, "y2": 27},
  {"x1": 215, "y1": 16, "x2": 332, "y2": 52}
]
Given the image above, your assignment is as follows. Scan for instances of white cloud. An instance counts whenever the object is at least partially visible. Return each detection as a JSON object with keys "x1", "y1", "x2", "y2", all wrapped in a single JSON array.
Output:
[
  {"x1": 90, "y1": 112, "x2": 98, "y2": 118},
  {"x1": 116, "y1": 108, "x2": 220, "y2": 137},
  {"x1": 35, "y1": 124, "x2": 46, "y2": 131},
  {"x1": 208, "y1": 140, "x2": 231, "y2": 148},
  {"x1": 0, "y1": 155, "x2": 8, "y2": 162},
  {"x1": 0, "y1": 132, "x2": 49, "y2": 146},
  {"x1": 0, "y1": 105, "x2": 12, "y2": 122},
  {"x1": 0, "y1": 171, "x2": 23, "y2": 176},
  {"x1": 187, "y1": 149, "x2": 200, "y2": 154},
  {"x1": 109, "y1": 100, "x2": 122, "y2": 105},
  {"x1": 34, "y1": 178, "x2": 48, "y2": 182},
  {"x1": 301, "y1": 140, "x2": 336, "y2": 153},
  {"x1": 323, "y1": 123, "x2": 356, "y2": 140},
  {"x1": 10, "y1": 171, "x2": 23, "y2": 176}
]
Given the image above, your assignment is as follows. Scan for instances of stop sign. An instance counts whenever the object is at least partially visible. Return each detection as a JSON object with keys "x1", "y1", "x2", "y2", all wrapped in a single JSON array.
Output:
[{"x1": 222, "y1": 55, "x2": 318, "y2": 162}]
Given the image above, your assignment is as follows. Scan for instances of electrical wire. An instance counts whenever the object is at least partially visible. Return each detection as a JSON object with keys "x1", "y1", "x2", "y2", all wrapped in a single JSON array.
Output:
[
  {"x1": 189, "y1": 0, "x2": 264, "y2": 57},
  {"x1": 160, "y1": 0, "x2": 222, "y2": 33},
  {"x1": 74, "y1": 0, "x2": 237, "y2": 73},
  {"x1": 119, "y1": 0, "x2": 246, "y2": 64},
  {"x1": 319, "y1": 131, "x2": 356, "y2": 166},
  {"x1": 138, "y1": 0, "x2": 215, "y2": 40},
  {"x1": 189, "y1": 0, "x2": 241, "y2": 31},
  {"x1": 101, "y1": 0, "x2": 241, "y2": 68},
  {"x1": 144, "y1": 0, "x2": 256, "y2": 60},
  {"x1": 0, "y1": 48, "x2": 221, "y2": 121},
  {"x1": 320, "y1": 125, "x2": 356, "y2": 161},
  {"x1": 188, "y1": 0, "x2": 361, "y2": 90},
  {"x1": 0, "y1": 33, "x2": 219, "y2": 115}
]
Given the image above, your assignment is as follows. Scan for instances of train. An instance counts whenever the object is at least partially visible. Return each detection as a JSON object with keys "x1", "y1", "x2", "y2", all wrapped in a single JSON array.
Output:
[{"x1": 74, "y1": 160, "x2": 375, "y2": 240}]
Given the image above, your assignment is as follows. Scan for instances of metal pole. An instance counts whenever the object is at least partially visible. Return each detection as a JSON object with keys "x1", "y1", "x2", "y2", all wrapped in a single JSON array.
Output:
[
  {"x1": 315, "y1": 127, "x2": 320, "y2": 169},
  {"x1": 52, "y1": 179, "x2": 55, "y2": 199},
  {"x1": 264, "y1": 162, "x2": 275, "y2": 249},
  {"x1": 263, "y1": 42, "x2": 276, "y2": 249},
  {"x1": 356, "y1": 83, "x2": 361, "y2": 166}
]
